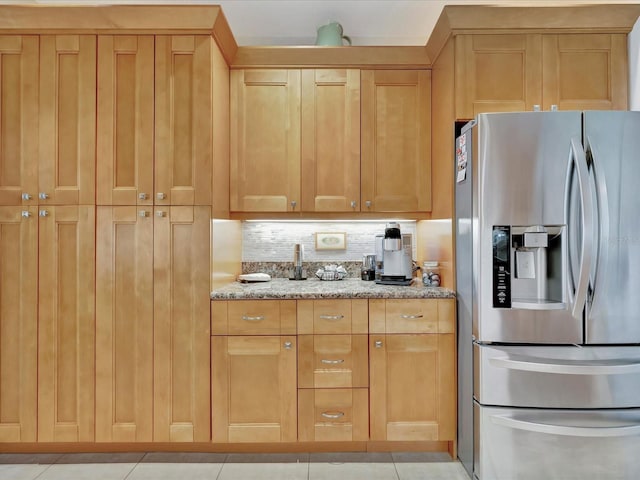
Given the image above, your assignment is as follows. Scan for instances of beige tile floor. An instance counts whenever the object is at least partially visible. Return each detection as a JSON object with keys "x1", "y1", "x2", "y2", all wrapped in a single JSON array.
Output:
[{"x1": 0, "y1": 452, "x2": 471, "y2": 480}]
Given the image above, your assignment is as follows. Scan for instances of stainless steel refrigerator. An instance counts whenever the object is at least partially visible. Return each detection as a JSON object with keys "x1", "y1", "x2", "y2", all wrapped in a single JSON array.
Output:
[{"x1": 455, "y1": 111, "x2": 640, "y2": 480}]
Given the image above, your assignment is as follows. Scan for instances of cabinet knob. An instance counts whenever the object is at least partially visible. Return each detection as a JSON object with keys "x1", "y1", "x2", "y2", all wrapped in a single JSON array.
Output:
[
  {"x1": 156, "y1": 211, "x2": 166, "y2": 217},
  {"x1": 156, "y1": 192, "x2": 166, "y2": 200},
  {"x1": 139, "y1": 210, "x2": 149, "y2": 217},
  {"x1": 283, "y1": 341, "x2": 293, "y2": 350},
  {"x1": 39, "y1": 192, "x2": 49, "y2": 200},
  {"x1": 21, "y1": 211, "x2": 32, "y2": 218},
  {"x1": 139, "y1": 193, "x2": 148, "y2": 200},
  {"x1": 22, "y1": 193, "x2": 33, "y2": 201},
  {"x1": 365, "y1": 200, "x2": 372, "y2": 209},
  {"x1": 290, "y1": 200, "x2": 297, "y2": 210},
  {"x1": 374, "y1": 340, "x2": 383, "y2": 348},
  {"x1": 39, "y1": 210, "x2": 49, "y2": 217},
  {"x1": 350, "y1": 200, "x2": 357, "y2": 209}
]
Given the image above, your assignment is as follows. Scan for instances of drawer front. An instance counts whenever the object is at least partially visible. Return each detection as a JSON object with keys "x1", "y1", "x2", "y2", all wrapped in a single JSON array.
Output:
[
  {"x1": 211, "y1": 300, "x2": 296, "y2": 335},
  {"x1": 298, "y1": 299, "x2": 368, "y2": 334},
  {"x1": 298, "y1": 388, "x2": 368, "y2": 442},
  {"x1": 298, "y1": 335, "x2": 368, "y2": 388},
  {"x1": 369, "y1": 298, "x2": 454, "y2": 334}
]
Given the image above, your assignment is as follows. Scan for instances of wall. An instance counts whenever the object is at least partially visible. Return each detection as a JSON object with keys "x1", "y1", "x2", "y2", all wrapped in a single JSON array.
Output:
[
  {"x1": 242, "y1": 220, "x2": 417, "y2": 262},
  {"x1": 630, "y1": 16, "x2": 640, "y2": 110}
]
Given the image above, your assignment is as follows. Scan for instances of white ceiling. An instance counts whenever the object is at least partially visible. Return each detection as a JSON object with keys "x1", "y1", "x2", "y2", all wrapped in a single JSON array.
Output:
[{"x1": 4, "y1": 0, "x2": 640, "y2": 46}]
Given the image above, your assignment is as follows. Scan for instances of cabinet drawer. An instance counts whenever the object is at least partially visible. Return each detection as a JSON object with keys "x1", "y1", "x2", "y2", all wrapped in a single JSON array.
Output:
[
  {"x1": 297, "y1": 299, "x2": 368, "y2": 334},
  {"x1": 369, "y1": 298, "x2": 454, "y2": 334},
  {"x1": 298, "y1": 388, "x2": 368, "y2": 442},
  {"x1": 211, "y1": 300, "x2": 296, "y2": 335},
  {"x1": 298, "y1": 335, "x2": 368, "y2": 388}
]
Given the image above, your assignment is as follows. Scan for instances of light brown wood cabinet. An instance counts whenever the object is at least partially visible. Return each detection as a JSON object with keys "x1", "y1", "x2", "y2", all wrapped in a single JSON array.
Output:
[
  {"x1": 231, "y1": 68, "x2": 432, "y2": 214},
  {"x1": 230, "y1": 69, "x2": 301, "y2": 212},
  {"x1": 369, "y1": 299, "x2": 456, "y2": 442},
  {"x1": 96, "y1": 206, "x2": 211, "y2": 443},
  {"x1": 211, "y1": 299, "x2": 298, "y2": 443},
  {"x1": 454, "y1": 33, "x2": 627, "y2": 119},
  {"x1": 0, "y1": 35, "x2": 96, "y2": 207},
  {"x1": 97, "y1": 35, "x2": 224, "y2": 208},
  {"x1": 361, "y1": 70, "x2": 432, "y2": 213},
  {"x1": 38, "y1": 206, "x2": 96, "y2": 442},
  {"x1": 0, "y1": 206, "x2": 38, "y2": 442}
]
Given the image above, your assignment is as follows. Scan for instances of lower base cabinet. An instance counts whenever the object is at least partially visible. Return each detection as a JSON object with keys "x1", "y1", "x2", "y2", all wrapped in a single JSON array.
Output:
[
  {"x1": 211, "y1": 335, "x2": 297, "y2": 443},
  {"x1": 298, "y1": 388, "x2": 368, "y2": 442}
]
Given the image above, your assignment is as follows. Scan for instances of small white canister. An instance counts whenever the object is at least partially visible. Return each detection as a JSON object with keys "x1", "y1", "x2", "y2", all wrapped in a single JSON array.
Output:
[{"x1": 422, "y1": 261, "x2": 441, "y2": 287}]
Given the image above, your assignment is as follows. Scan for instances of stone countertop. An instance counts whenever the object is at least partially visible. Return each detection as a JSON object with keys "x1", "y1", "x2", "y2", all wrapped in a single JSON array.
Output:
[{"x1": 210, "y1": 278, "x2": 455, "y2": 300}]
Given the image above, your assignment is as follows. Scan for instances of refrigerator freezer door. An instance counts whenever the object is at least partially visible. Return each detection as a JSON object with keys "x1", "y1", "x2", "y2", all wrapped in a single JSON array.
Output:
[
  {"x1": 475, "y1": 112, "x2": 583, "y2": 343},
  {"x1": 475, "y1": 403, "x2": 640, "y2": 480},
  {"x1": 475, "y1": 344, "x2": 640, "y2": 408},
  {"x1": 584, "y1": 111, "x2": 640, "y2": 344}
]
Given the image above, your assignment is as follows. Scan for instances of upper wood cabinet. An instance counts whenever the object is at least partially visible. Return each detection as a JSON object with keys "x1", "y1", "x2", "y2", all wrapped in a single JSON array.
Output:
[
  {"x1": 454, "y1": 33, "x2": 628, "y2": 119},
  {"x1": 0, "y1": 35, "x2": 95, "y2": 206},
  {"x1": 98, "y1": 35, "x2": 221, "y2": 207},
  {"x1": 0, "y1": 36, "x2": 38, "y2": 207},
  {"x1": 0, "y1": 206, "x2": 37, "y2": 442},
  {"x1": 301, "y1": 69, "x2": 361, "y2": 212},
  {"x1": 361, "y1": 70, "x2": 431, "y2": 213},
  {"x1": 231, "y1": 69, "x2": 301, "y2": 212},
  {"x1": 541, "y1": 34, "x2": 627, "y2": 111}
]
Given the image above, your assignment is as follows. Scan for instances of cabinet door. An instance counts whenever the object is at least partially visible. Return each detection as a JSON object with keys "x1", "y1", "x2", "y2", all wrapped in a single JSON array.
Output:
[
  {"x1": 542, "y1": 34, "x2": 627, "y2": 111},
  {"x1": 0, "y1": 36, "x2": 38, "y2": 206},
  {"x1": 38, "y1": 206, "x2": 95, "y2": 442},
  {"x1": 97, "y1": 36, "x2": 154, "y2": 206},
  {"x1": 39, "y1": 36, "x2": 96, "y2": 205},
  {"x1": 301, "y1": 69, "x2": 360, "y2": 212},
  {"x1": 96, "y1": 206, "x2": 153, "y2": 442},
  {"x1": 155, "y1": 36, "x2": 212, "y2": 206},
  {"x1": 230, "y1": 69, "x2": 301, "y2": 212},
  {"x1": 455, "y1": 34, "x2": 542, "y2": 118},
  {"x1": 212, "y1": 336, "x2": 297, "y2": 443},
  {"x1": 153, "y1": 206, "x2": 210, "y2": 442},
  {"x1": 369, "y1": 334, "x2": 455, "y2": 441},
  {"x1": 361, "y1": 70, "x2": 431, "y2": 212},
  {"x1": 0, "y1": 206, "x2": 37, "y2": 442}
]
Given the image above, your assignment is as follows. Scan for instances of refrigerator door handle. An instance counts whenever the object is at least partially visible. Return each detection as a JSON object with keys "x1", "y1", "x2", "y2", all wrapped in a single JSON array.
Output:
[
  {"x1": 584, "y1": 136, "x2": 607, "y2": 298},
  {"x1": 491, "y1": 414, "x2": 640, "y2": 438},
  {"x1": 489, "y1": 356, "x2": 640, "y2": 375},
  {"x1": 566, "y1": 138, "x2": 594, "y2": 320}
]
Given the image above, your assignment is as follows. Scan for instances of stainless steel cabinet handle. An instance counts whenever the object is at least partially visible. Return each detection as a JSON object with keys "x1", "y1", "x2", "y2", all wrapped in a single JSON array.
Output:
[
  {"x1": 350, "y1": 200, "x2": 357, "y2": 208},
  {"x1": 38, "y1": 210, "x2": 49, "y2": 217},
  {"x1": 139, "y1": 210, "x2": 149, "y2": 217},
  {"x1": 491, "y1": 415, "x2": 640, "y2": 438},
  {"x1": 39, "y1": 192, "x2": 49, "y2": 200},
  {"x1": 242, "y1": 315, "x2": 265, "y2": 322},
  {"x1": 365, "y1": 200, "x2": 372, "y2": 209},
  {"x1": 319, "y1": 314, "x2": 344, "y2": 321},
  {"x1": 400, "y1": 314, "x2": 424, "y2": 319},
  {"x1": 321, "y1": 411, "x2": 344, "y2": 419},
  {"x1": 22, "y1": 193, "x2": 32, "y2": 201},
  {"x1": 321, "y1": 359, "x2": 345, "y2": 365},
  {"x1": 290, "y1": 200, "x2": 297, "y2": 209},
  {"x1": 283, "y1": 341, "x2": 293, "y2": 350},
  {"x1": 374, "y1": 340, "x2": 383, "y2": 348},
  {"x1": 156, "y1": 192, "x2": 166, "y2": 200},
  {"x1": 21, "y1": 211, "x2": 32, "y2": 218},
  {"x1": 156, "y1": 211, "x2": 166, "y2": 217},
  {"x1": 139, "y1": 193, "x2": 148, "y2": 200}
]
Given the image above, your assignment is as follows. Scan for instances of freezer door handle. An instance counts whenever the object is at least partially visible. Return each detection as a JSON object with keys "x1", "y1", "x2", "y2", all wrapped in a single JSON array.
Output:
[
  {"x1": 566, "y1": 138, "x2": 594, "y2": 320},
  {"x1": 491, "y1": 414, "x2": 640, "y2": 437},
  {"x1": 490, "y1": 356, "x2": 640, "y2": 375}
]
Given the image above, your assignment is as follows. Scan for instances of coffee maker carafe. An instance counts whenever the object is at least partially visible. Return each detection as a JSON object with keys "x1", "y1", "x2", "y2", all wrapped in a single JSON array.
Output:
[{"x1": 375, "y1": 222, "x2": 413, "y2": 285}]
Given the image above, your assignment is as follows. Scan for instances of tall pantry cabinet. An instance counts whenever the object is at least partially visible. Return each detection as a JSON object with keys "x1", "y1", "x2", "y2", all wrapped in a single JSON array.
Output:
[{"x1": 0, "y1": 33, "x2": 97, "y2": 442}]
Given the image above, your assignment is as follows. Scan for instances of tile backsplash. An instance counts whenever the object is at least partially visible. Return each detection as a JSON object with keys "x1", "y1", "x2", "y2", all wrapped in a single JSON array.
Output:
[{"x1": 242, "y1": 220, "x2": 417, "y2": 262}]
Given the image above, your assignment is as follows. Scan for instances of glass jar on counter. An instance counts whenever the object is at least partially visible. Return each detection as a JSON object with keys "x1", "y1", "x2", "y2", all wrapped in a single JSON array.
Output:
[{"x1": 422, "y1": 261, "x2": 440, "y2": 287}]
